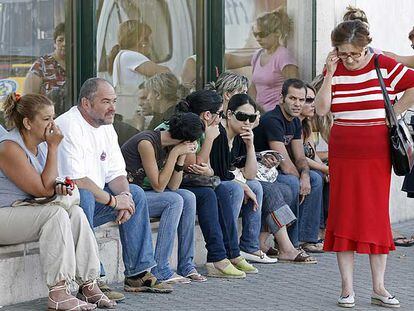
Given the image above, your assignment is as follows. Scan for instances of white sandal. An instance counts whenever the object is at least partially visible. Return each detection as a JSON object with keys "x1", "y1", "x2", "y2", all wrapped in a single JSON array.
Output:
[
  {"x1": 77, "y1": 280, "x2": 116, "y2": 309},
  {"x1": 161, "y1": 273, "x2": 191, "y2": 284},
  {"x1": 48, "y1": 284, "x2": 96, "y2": 311}
]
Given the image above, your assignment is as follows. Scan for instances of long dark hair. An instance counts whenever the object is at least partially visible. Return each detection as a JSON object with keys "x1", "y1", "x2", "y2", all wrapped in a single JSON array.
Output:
[
  {"x1": 226, "y1": 93, "x2": 257, "y2": 113},
  {"x1": 175, "y1": 89, "x2": 222, "y2": 115}
]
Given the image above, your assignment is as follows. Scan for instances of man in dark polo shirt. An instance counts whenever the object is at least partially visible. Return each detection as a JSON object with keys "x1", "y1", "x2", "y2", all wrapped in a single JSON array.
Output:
[{"x1": 254, "y1": 78, "x2": 323, "y2": 252}]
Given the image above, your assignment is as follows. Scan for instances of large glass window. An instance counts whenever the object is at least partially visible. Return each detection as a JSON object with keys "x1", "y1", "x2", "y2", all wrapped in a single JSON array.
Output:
[
  {"x1": 96, "y1": 0, "x2": 195, "y2": 144},
  {"x1": 0, "y1": 0, "x2": 67, "y2": 125}
]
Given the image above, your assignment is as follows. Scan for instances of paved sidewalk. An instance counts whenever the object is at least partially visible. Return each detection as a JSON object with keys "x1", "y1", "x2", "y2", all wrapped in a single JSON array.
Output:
[{"x1": 4, "y1": 220, "x2": 414, "y2": 311}]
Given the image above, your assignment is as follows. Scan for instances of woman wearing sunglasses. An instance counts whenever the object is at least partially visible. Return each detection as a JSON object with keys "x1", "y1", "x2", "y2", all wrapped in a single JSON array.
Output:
[
  {"x1": 250, "y1": 8, "x2": 298, "y2": 112},
  {"x1": 299, "y1": 84, "x2": 329, "y2": 249},
  {"x1": 169, "y1": 89, "x2": 257, "y2": 278},
  {"x1": 210, "y1": 93, "x2": 285, "y2": 265}
]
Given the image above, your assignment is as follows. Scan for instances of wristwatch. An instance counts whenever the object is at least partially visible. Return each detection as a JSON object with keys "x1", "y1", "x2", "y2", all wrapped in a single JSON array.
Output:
[{"x1": 174, "y1": 163, "x2": 184, "y2": 172}]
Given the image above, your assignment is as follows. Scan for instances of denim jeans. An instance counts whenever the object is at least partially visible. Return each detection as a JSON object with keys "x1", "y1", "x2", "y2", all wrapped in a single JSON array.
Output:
[
  {"x1": 277, "y1": 170, "x2": 323, "y2": 245},
  {"x1": 79, "y1": 184, "x2": 156, "y2": 278},
  {"x1": 238, "y1": 180, "x2": 263, "y2": 254},
  {"x1": 184, "y1": 186, "x2": 227, "y2": 263},
  {"x1": 215, "y1": 181, "x2": 244, "y2": 259},
  {"x1": 146, "y1": 189, "x2": 196, "y2": 280},
  {"x1": 259, "y1": 181, "x2": 296, "y2": 234}
]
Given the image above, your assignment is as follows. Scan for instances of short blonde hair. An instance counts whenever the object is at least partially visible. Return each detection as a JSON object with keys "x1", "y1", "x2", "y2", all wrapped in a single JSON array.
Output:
[
  {"x1": 255, "y1": 8, "x2": 292, "y2": 44},
  {"x1": 145, "y1": 72, "x2": 189, "y2": 102}
]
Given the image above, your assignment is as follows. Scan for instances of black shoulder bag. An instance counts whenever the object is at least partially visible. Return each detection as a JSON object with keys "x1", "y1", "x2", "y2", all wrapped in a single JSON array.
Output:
[{"x1": 374, "y1": 55, "x2": 414, "y2": 176}]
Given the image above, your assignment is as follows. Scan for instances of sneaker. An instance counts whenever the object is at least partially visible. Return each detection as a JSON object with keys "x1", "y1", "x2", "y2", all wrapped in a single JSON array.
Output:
[
  {"x1": 371, "y1": 292, "x2": 400, "y2": 308},
  {"x1": 240, "y1": 250, "x2": 278, "y2": 264},
  {"x1": 97, "y1": 280, "x2": 125, "y2": 302},
  {"x1": 337, "y1": 292, "x2": 355, "y2": 308},
  {"x1": 124, "y1": 272, "x2": 173, "y2": 293},
  {"x1": 232, "y1": 257, "x2": 258, "y2": 274},
  {"x1": 205, "y1": 259, "x2": 246, "y2": 279}
]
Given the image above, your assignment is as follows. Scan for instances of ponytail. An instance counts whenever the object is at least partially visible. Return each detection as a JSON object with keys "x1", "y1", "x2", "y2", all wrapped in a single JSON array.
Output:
[{"x1": 2, "y1": 93, "x2": 53, "y2": 130}]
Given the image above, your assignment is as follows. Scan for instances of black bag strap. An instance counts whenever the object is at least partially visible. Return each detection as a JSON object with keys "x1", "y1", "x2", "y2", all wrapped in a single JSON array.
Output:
[{"x1": 374, "y1": 54, "x2": 398, "y2": 127}]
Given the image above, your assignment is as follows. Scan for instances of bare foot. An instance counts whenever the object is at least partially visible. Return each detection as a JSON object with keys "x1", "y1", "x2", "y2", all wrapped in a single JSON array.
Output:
[
  {"x1": 81, "y1": 281, "x2": 117, "y2": 309},
  {"x1": 48, "y1": 285, "x2": 96, "y2": 311},
  {"x1": 277, "y1": 248, "x2": 301, "y2": 261}
]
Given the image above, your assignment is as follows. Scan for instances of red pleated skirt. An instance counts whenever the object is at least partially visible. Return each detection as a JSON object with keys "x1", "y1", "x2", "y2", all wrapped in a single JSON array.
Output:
[{"x1": 323, "y1": 123, "x2": 395, "y2": 254}]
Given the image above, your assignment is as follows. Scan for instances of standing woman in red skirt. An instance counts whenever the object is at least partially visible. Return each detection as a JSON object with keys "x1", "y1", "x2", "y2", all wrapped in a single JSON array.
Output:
[{"x1": 315, "y1": 20, "x2": 414, "y2": 308}]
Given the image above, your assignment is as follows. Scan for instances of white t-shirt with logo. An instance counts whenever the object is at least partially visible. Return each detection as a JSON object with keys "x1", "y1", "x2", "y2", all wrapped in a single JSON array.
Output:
[{"x1": 56, "y1": 106, "x2": 127, "y2": 189}]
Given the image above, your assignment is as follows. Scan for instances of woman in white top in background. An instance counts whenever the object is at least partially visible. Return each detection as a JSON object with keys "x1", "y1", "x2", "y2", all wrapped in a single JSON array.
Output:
[{"x1": 108, "y1": 20, "x2": 170, "y2": 128}]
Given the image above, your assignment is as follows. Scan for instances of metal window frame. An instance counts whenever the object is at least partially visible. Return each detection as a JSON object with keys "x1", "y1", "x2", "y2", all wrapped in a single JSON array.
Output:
[
  {"x1": 196, "y1": 0, "x2": 224, "y2": 89},
  {"x1": 66, "y1": 0, "x2": 96, "y2": 105}
]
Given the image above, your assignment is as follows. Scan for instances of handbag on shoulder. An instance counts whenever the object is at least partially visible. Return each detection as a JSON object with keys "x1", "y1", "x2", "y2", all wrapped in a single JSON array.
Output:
[{"x1": 374, "y1": 55, "x2": 414, "y2": 176}]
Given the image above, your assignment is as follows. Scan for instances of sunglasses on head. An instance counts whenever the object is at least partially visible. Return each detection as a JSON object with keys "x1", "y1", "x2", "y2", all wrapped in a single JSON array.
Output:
[{"x1": 232, "y1": 111, "x2": 258, "y2": 123}]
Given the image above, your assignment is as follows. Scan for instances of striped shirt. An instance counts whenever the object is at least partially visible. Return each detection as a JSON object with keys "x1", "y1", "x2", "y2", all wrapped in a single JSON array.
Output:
[{"x1": 330, "y1": 54, "x2": 414, "y2": 126}]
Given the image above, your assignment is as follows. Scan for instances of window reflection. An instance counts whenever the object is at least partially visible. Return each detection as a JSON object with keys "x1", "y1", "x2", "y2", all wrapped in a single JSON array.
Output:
[
  {"x1": 96, "y1": 0, "x2": 195, "y2": 142},
  {"x1": 0, "y1": 0, "x2": 65, "y2": 125}
]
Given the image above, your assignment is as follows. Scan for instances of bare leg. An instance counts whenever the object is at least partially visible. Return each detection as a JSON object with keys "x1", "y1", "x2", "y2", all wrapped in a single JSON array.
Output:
[
  {"x1": 259, "y1": 232, "x2": 270, "y2": 252},
  {"x1": 274, "y1": 226, "x2": 301, "y2": 260},
  {"x1": 369, "y1": 254, "x2": 391, "y2": 297},
  {"x1": 337, "y1": 251, "x2": 354, "y2": 297}
]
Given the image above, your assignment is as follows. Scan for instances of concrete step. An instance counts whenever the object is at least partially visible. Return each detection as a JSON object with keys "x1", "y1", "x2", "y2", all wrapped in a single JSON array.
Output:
[{"x1": 0, "y1": 220, "x2": 207, "y2": 307}]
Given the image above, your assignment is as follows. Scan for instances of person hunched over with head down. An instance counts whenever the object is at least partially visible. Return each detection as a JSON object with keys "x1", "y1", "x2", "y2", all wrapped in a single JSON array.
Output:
[{"x1": 121, "y1": 112, "x2": 207, "y2": 283}]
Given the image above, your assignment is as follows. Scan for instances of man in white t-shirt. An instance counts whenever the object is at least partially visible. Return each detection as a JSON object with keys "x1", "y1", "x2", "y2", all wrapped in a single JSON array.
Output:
[{"x1": 56, "y1": 78, "x2": 172, "y2": 296}]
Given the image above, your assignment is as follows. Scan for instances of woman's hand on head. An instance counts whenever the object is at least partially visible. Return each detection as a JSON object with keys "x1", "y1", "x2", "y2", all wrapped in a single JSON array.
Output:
[
  {"x1": 326, "y1": 49, "x2": 339, "y2": 76},
  {"x1": 172, "y1": 141, "x2": 198, "y2": 156},
  {"x1": 44, "y1": 123, "x2": 63, "y2": 148}
]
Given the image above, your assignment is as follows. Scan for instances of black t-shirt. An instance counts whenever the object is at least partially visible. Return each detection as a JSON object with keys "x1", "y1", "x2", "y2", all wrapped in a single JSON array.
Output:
[
  {"x1": 254, "y1": 105, "x2": 302, "y2": 154},
  {"x1": 210, "y1": 123, "x2": 247, "y2": 181}
]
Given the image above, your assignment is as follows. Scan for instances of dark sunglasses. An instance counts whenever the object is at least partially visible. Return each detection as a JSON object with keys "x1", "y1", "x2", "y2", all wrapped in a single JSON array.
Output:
[
  {"x1": 305, "y1": 97, "x2": 315, "y2": 104},
  {"x1": 253, "y1": 31, "x2": 271, "y2": 39},
  {"x1": 233, "y1": 111, "x2": 257, "y2": 123},
  {"x1": 211, "y1": 110, "x2": 225, "y2": 118}
]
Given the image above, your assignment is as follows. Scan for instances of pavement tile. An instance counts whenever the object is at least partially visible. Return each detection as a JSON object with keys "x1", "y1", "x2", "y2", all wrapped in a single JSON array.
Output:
[{"x1": 4, "y1": 220, "x2": 414, "y2": 311}]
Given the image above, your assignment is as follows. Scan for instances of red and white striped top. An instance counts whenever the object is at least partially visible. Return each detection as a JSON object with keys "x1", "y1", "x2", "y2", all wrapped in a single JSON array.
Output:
[{"x1": 330, "y1": 54, "x2": 414, "y2": 126}]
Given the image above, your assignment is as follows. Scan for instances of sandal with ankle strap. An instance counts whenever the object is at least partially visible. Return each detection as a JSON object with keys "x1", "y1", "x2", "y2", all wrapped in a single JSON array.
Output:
[
  {"x1": 48, "y1": 284, "x2": 96, "y2": 311},
  {"x1": 77, "y1": 280, "x2": 116, "y2": 309}
]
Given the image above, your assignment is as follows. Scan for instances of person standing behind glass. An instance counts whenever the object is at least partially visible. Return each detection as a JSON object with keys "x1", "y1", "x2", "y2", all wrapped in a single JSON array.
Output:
[
  {"x1": 108, "y1": 20, "x2": 170, "y2": 127},
  {"x1": 249, "y1": 8, "x2": 298, "y2": 112},
  {"x1": 316, "y1": 20, "x2": 414, "y2": 308},
  {"x1": 145, "y1": 72, "x2": 189, "y2": 130},
  {"x1": 24, "y1": 23, "x2": 67, "y2": 116}
]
